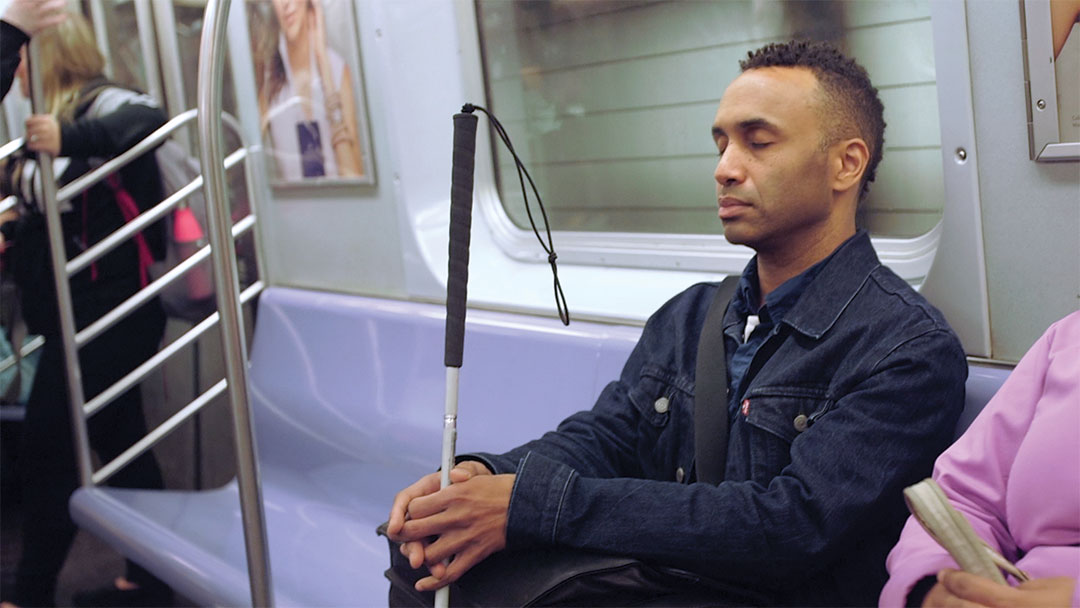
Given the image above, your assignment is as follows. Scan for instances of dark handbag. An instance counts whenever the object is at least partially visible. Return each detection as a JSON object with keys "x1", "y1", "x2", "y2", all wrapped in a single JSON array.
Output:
[
  {"x1": 381, "y1": 277, "x2": 748, "y2": 606},
  {"x1": 380, "y1": 525, "x2": 765, "y2": 607}
]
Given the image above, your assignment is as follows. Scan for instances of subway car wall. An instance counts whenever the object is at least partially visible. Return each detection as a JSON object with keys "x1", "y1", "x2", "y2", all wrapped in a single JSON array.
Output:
[
  {"x1": 1, "y1": 0, "x2": 1074, "y2": 361},
  {"x1": 256, "y1": 0, "x2": 1077, "y2": 360}
]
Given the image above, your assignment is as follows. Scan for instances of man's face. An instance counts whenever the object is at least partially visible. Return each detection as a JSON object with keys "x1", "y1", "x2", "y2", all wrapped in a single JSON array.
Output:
[{"x1": 711, "y1": 66, "x2": 835, "y2": 253}]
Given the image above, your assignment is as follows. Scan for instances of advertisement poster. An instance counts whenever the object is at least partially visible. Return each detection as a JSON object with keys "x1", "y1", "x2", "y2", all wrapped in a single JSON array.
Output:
[{"x1": 247, "y1": 0, "x2": 374, "y2": 185}]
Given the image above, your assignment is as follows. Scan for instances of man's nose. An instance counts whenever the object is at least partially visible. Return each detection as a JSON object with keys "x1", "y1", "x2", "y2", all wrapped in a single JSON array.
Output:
[{"x1": 714, "y1": 147, "x2": 745, "y2": 186}]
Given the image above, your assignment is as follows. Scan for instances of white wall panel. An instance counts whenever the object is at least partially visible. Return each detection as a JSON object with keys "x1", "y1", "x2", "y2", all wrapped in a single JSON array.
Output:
[{"x1": 965, "y1": 6, "x2": 1080, "y2": 360}]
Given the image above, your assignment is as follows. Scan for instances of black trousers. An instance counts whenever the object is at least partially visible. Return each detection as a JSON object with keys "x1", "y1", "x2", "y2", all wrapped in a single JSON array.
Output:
[{"x1": 13, "y1": 300, "x2": 167, "y2": 607}]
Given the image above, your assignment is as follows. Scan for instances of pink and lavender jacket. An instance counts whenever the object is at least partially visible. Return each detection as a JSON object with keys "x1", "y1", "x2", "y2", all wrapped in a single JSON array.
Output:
[{"x1": 880, "y1": 311, "x2": 1080, "y2": 606}]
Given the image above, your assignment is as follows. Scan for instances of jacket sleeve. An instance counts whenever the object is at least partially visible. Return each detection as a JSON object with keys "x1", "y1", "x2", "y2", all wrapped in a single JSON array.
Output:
[
  {"x1": 881, "y1": 317, "x2": 1079, "y2": 607},
  {"x1": 60, "y1": 89, "x2": 166, "y2": 159},
  {"x1": 0, "y1": 20, "x2": 29, "y2": 101},
  {"x1": 486, "y1": 325, "x2": 967, "y2": 588}
]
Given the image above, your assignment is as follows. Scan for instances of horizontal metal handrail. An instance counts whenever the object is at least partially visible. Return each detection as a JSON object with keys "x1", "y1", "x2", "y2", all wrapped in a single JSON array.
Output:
[
  {"x1": 67, "y1": 147, "x2": 247, "y2": 276},
  {"x1": 0, "y1": 137, "x2": 23, "y2": 162},
  {"x1": 54, "y1": 109, "x2": 244, "y2": 206},
  {"x1": 0, "y1": 335, "x2": 45, "y2": 375},
  {"x1": 76, "y1": 214, "x2": 257, "y2": 347},
  {"x1": 93, "y1": 377, "x2": 228, "y2": 485},
  {"x1": 83, "y1": 280, "x2": 263, "y2": 418}
]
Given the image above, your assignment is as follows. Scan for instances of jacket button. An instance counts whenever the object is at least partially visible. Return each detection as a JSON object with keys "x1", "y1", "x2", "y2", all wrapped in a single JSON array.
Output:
[
  {"x1": 675, "y1": 467, "x2": 685, "y2": 483},
  {"x1": 793, "y1": 414, "x2": 809, "y2": 432},
  {"x1": 654, "y1": 396, "x2": 670, "y2": 414}
]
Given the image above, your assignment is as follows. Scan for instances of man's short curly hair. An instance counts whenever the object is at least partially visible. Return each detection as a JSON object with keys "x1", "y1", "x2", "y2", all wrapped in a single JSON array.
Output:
[{"x1": 740, "y1": 40, "x2": 886, "y2": 198}]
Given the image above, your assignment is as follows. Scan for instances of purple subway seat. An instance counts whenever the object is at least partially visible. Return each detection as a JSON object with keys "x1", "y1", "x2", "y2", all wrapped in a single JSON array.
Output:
[
  {"x1": 70, "y1": 286, "x2": 641, "y2": 606},
  {"x1": 68, "y1": 286, "x2": 1008, "y2": 605}
]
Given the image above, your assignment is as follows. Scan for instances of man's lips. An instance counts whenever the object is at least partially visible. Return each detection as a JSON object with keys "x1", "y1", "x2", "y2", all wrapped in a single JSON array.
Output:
[{"x1": 718, "y1": 196, "x2": 751, "y2": 220}]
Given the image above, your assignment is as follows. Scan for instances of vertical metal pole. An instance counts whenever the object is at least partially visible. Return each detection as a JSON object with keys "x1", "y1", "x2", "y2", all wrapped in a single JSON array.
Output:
[
  {"x1": 88, "y1": 0, "x2": 114, "y2": 79},
  {"x1": 27, "y1": 41, "x2": 95, "y2": 487},
  {"x1": 134, "y1": 0, "x2": 164, "y2": 106},
  {"x1": 153, "y1": 0, "x2": 193, "y2": 151},
  {"x1": 197, "y1": 1, "x2": 274, "y2": 606}
]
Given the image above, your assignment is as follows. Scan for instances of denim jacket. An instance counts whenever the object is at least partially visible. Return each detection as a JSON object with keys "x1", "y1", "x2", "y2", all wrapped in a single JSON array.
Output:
[{"x1": 467, "y1": 232, "x2": 967, "y2": 606}]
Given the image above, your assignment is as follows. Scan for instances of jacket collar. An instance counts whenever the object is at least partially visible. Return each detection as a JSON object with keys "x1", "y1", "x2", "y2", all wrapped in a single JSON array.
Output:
[
  {"x1": 723, "y1": 230, "x2": 881, "y2": 340},
  {"x1": 781, "y1": 230, "x2": 881, "y2": 339}
]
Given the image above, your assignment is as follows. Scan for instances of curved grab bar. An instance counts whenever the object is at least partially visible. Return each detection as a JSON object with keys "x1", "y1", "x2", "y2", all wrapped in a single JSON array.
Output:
[
  {"x1": 17, "y1": 12, "x2": 272, "y2": 604},
  {"x1": 197, "y1": 1, "x2": 274, "y2": 605}
]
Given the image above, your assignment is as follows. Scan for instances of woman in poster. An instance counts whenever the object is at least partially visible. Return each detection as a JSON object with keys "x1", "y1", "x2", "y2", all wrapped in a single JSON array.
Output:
[{"x1": 251, "y1": 0, "x2": 364, "y2": 181}]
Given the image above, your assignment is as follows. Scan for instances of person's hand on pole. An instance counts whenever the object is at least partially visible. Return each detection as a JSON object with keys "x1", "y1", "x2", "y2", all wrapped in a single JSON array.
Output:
[
  {"x1": 2, "y1": 0, "x2": 66, "y2": 36},
  {"x1": 25, "y1": 114, "x2": 61, "y2": 157}
]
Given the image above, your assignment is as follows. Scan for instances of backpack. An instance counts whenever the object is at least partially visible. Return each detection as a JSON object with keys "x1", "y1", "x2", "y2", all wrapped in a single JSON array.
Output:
[
  {"x1": 80, "y1": 82, "x2": 216, "y2": 322},
  {"x1": 150, "y1": 138, "x2": 216, "y2": 322}
]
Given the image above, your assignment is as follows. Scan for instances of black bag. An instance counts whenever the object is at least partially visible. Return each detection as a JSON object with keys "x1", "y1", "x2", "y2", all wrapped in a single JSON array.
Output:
[
  {"x1": 381, "y1": 277, "x2": 749, "y2": 606},
  {"x1": 380, "y1": 524, "x2": 766, "y2": 607}
]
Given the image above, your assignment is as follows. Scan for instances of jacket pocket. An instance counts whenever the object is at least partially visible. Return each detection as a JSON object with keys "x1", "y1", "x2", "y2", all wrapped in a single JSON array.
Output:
[
  {"x1": 628, "y1": 363, "x2": 688, "y2": 427},
  {"x1": 628, "y1": 363, "x2": 693, "y2": 480},
  {"x1": 738, "y1": 386, "x2": 832, "y2": 481}
]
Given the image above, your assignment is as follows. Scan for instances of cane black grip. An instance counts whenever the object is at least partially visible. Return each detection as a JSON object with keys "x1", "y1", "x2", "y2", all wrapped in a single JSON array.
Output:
[{"x1": 445, "y1": 112, "x2": 478, "y2": 368}]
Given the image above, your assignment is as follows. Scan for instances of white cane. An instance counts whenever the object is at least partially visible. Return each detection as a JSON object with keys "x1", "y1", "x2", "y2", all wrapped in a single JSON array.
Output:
[{"x1": 436, "y1": 109, "x2": 480, "y2": 608}]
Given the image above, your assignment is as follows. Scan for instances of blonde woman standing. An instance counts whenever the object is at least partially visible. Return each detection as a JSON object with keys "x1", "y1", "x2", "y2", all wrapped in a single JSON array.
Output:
[{"x1": 0, "y1": 12, "x2": 171, "y2": 608}]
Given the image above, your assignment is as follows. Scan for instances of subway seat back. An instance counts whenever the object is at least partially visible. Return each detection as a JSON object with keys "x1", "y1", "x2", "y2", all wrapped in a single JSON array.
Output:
[{"x1": 68, "y1": 286, "x2": 1008, "y2": 606}]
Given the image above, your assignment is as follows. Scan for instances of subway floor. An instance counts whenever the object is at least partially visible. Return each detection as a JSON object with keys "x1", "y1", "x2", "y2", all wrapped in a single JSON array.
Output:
[{"x1": 0, "y1": 420, "x2": 193, "y2": 608}]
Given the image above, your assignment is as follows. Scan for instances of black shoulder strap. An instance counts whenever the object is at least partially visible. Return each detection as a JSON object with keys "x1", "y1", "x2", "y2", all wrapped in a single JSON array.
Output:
[{"x1": 693, "y1": 275, "x2": 740, "y2": 485}]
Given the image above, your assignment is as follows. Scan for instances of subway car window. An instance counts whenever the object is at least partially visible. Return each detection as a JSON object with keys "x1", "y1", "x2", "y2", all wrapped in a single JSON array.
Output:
[
  {"x1": 82, "y1": 0, "x2": 240, "y2": 121},
  {"x1": 476, "y1": 0, "x2": 944, "y2": 238}
]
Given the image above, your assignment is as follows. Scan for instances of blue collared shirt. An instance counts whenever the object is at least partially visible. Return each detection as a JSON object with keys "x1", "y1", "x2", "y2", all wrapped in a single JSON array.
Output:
[{"x1": 726, "y1": 250, "x2": 834, "y2": 411}]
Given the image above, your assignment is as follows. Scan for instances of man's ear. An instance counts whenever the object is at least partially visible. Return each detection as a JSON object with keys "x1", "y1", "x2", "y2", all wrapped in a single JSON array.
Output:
[{"x1": 831, "y1": 138, "x2": 870, "y2": 194}]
